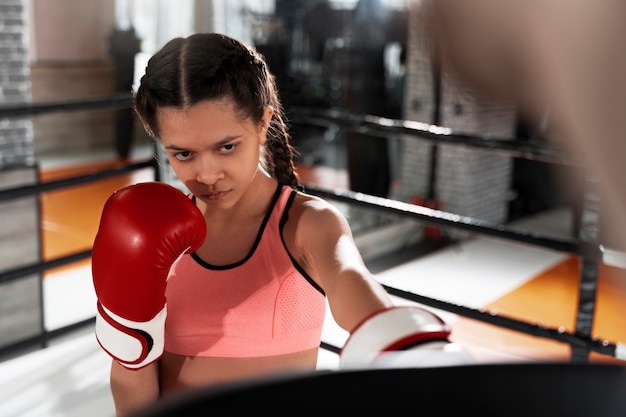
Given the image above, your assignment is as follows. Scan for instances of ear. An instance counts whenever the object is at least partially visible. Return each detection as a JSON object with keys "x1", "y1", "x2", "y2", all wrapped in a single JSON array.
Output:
[{"x1": 258, "y1": 106, "x2": 274, "y2": 144}]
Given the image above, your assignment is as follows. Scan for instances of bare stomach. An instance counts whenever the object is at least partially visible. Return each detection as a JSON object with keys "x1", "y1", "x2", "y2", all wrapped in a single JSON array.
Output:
[{"x1": 159, "y1": 348, "x2": 319, "y2": 396}]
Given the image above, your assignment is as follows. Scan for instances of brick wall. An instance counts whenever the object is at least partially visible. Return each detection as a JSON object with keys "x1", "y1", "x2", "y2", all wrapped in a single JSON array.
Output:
[
  {"x1": 399, "y1": 4, "x2": 517, "y2": 237},
  {"x1": 0, "y1": 0, "x2": 34, "y2": 168},
  {"x1": 0, "y1": 0, "x2": 43, "y2": 350},
  {"x1": 0, "y1": 166, "x2": 42, "y2": 350}
]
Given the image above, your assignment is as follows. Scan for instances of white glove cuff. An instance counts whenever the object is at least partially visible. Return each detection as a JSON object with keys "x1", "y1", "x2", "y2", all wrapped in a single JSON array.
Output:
[
  {"x1": 340, "y1": 306, "x2": 450, "y2": 368},
  {"x1": 95, "y1": 303, "x2": 166, "y2": 370}
]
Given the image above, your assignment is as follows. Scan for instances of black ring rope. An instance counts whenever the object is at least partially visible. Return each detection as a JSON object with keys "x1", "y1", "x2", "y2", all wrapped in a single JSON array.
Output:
[
  {"x1": 289, "y1": 107, "x2": 583, "y2": 167},
  {"x1": 0, "y1": 317, "x2": 96, "y2": 360},
  {"x1": 320, "y1": 341, "x2": 341, "y2": 355},
  {"x1": 0, "y1": 249, "x2": 92, "y2": 285},
  {"x1": 0, "y1": 93, "x2": 133, "y2": 118},
  {"x1": 301, "y1": 183, "x2": 585, "y2": 257},
  {"x1": 381, "y1": 285, "x2": 623, "y2": 360},
  {"x1": 319, "y1": 284, "x2": 625, "y2": 361},
  {"x1": 0, "y1": 158, "x2": 157, "y2": 202}
]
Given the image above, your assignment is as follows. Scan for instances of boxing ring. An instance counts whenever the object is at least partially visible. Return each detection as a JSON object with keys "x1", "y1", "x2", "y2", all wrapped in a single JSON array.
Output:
[
  {"x1": 290, "y1": 107, "x2": 626, "y2": 365},
  {"x1": 1, "y1": 94, "x2": 625, "y2": 415}
]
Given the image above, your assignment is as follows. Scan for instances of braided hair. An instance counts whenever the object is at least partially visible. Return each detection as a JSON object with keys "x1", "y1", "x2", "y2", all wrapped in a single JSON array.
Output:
[{"x1": 134, "y1": 33, "x2": 300, "y2": 188}]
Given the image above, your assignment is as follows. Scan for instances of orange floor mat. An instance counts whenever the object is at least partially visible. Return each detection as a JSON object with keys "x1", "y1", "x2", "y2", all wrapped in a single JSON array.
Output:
[
  {"x1": 39, "y1": 158, "x2": 156, "y2": 274},
  {"x1": 452, "y1": 256, "x2": 626, "y2": 364}
]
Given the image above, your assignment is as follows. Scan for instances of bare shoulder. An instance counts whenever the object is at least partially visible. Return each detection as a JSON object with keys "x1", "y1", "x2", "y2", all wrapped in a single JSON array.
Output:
[
  {"x1": 290, "y1": 190, "x2": 351, "y2": 234},
  {"x1": 285, "y1": 189, "x2": 365, "y2": 290}
]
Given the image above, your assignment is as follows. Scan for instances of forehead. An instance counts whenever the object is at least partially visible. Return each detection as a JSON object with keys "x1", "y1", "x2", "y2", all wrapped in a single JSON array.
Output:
[
  {"x1": 158, "y1": 98, "x2": 237, "y2": 123},
  {"x1": 157, "y1": 99, "x2": 246, "y2": 131},
  {"x1": 156, "y1": 99, "x2": 256, "y2": 145}
]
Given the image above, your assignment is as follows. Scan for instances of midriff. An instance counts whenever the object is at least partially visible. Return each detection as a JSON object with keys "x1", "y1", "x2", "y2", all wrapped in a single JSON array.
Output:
[{"x1": 159, "y1": 347, "x2": 319, "y2": 395}]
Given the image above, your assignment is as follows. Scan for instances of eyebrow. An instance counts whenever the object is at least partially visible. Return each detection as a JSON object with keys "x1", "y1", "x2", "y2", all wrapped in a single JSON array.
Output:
[
  {"x1": 164, "y1": 136, "x2": 241, "y2": 151},
  {"x1": 164, "y1": 144, "x2": 187, "y2": 151}
]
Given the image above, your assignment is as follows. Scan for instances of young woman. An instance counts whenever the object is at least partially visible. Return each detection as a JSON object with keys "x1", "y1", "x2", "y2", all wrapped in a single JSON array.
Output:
[{"x1": 98, "y1": 32, "x2": 395, "y2": 416}]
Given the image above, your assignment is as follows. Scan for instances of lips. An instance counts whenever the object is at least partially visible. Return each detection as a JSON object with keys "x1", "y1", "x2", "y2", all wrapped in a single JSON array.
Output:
[{"x1": 201, "y1": 190, "x2": 230, "y2": 201}]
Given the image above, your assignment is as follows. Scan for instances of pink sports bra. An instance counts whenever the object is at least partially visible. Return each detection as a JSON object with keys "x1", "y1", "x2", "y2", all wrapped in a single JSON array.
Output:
[{"x1": 164, "y1": 185, "x2": 327, "y2": 357}]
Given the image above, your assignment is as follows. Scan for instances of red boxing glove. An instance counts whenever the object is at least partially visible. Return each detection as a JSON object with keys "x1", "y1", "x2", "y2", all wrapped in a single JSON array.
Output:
[
  {"x1": 92, "y1": 182, "x2": 206, "y2": 369},
  {"x1": 340, "y1": 306, "x2": 472, "y2": 368}
]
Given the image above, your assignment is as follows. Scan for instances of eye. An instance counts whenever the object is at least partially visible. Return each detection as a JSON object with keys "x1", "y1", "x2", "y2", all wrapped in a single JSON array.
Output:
[
  {"x1": 220, "y1": 143, "x2": 238, "y2": 154},
  {"x1": 174, "y1": 150, "x2": 193, "y2": 161}
]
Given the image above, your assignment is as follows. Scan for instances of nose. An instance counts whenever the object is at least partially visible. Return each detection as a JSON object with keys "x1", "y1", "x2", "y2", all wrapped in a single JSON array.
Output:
[{"x1": 195, "y1": 155, "x2": 223, "y2": 186}]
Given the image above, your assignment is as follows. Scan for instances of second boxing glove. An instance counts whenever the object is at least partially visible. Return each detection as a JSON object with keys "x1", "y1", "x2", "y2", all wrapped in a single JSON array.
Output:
[
  {"x1": 92, "y1": 182, "x2": 206, "y2": 369},
  {"x1": 340, "y1": 306, "x2": 472, "y2": 368}
]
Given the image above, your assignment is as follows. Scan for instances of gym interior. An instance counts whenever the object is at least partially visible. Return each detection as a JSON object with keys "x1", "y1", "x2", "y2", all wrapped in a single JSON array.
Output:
[{"x1": 1, "y1": 1, "x2": 625, "y2": 416}]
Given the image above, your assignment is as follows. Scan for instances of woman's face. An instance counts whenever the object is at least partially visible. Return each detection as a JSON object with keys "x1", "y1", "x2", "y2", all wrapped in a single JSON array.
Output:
[{"x1": 157, "y1": 98, "x2": 272, "y2": 209}]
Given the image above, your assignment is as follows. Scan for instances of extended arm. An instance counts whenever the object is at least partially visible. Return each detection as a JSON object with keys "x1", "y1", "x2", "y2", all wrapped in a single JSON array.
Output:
[
  {"x1": 295, "y1": 194, "x2": 470, "y2": 368},
  {"x1": 295, "y1": 196, "x2": 393, "y2": 332}
]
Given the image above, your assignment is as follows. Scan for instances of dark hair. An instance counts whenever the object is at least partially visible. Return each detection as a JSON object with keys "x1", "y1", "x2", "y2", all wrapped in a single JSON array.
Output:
[{"x1": 134, "y1": 33, "x2": 299, "y2": 188}]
